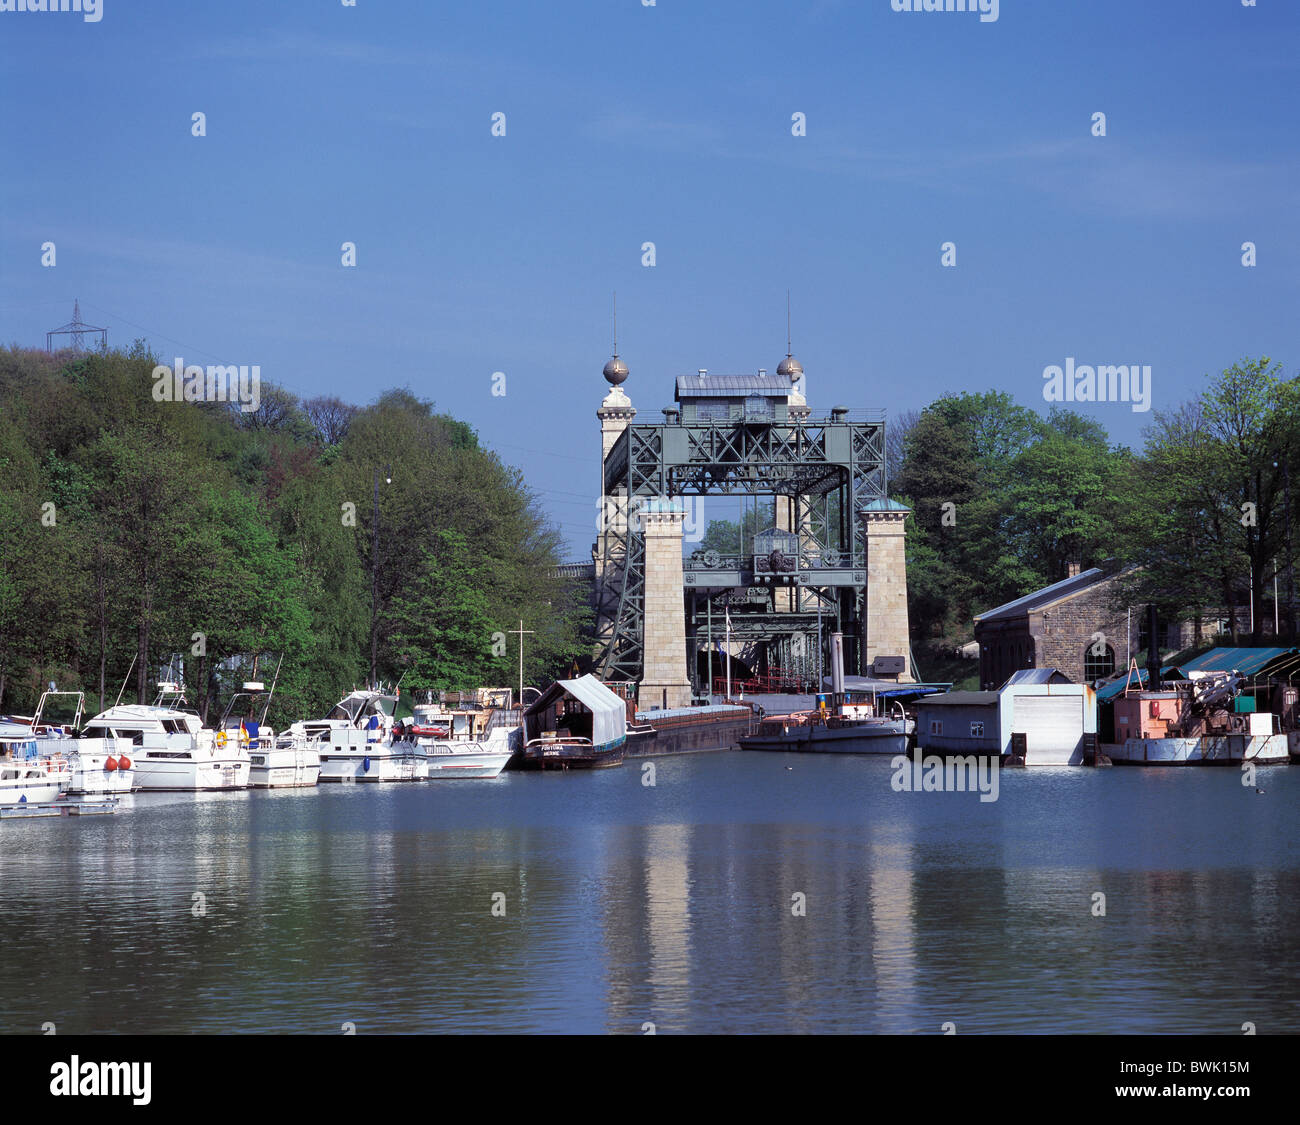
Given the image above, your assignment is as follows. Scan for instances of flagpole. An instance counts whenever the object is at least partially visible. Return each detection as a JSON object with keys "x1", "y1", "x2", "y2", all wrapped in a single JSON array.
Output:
[
  {"x1": 725, "y1": 606, "x2": 732, "y2": 701},
  {"x1": 707, "y1": 597, "x2": 713, "y2": 701}
]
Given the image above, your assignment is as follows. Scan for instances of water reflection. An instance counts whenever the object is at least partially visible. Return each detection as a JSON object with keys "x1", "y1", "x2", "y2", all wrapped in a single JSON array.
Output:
[{"x1": 0, "y1": 758, "x2": 1296, "y2": 1033}]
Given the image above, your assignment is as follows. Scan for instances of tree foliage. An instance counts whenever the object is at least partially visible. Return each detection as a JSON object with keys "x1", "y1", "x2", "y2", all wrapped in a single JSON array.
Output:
[{"x1": 0, "y1": 345, "x2": 584, "y2": 722}]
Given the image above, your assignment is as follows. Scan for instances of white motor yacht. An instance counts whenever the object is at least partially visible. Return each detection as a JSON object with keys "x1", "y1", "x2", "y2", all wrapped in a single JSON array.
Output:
[
  {"x1": 85, "y1": 682, "x2": 249, "y2": 791},
  {"x1": 0, "y1": 726, "x2": 64, "y2": 805},
  {"x1": 217, "y1": 680, "x2": 321, "y2": 789},
  {"x1": 288, "y1": 688, "x2": 426, "y2": 782},
  {"x1": 28, "y1": 690, "x2": 136, "y2": 796},
  {"x1": 408, "y1": 697, "x2": 518, "y2": 779}
]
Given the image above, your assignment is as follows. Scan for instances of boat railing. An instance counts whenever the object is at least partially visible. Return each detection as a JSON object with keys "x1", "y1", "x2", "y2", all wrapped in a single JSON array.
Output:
[
  {"x1": 485, "y1": 707, "x2": 523, "y2": 735},
  {"x1": 526, "y1": 733, "x2": 594, "y2": 749}
]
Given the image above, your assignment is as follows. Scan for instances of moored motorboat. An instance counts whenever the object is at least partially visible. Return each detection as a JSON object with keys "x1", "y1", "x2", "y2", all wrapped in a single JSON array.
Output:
[
  {"x1": 0, "y1": 727, "x2": 64, "y2": 805},
  {"x1": 287, "y1": 687, "x2": 426, "y2": 782},
  {"x1": 217, "y1": 678, "x2": 321, "y2": 789},
  {"x1": 406, "y1": 696, "x2": 518, "y2": 779},
  {"x1": 27, "y1": 689, "x2": 135, "y2": 796},
  {"x1": 741, "y1": 706, "x2": 912, "y2": 755},
  {"x1": 85, "y1": 682, "x2": 250, "y2": 791},
  {"x1": 740, "y1": 633, "x2": 922, "y2": 755}
]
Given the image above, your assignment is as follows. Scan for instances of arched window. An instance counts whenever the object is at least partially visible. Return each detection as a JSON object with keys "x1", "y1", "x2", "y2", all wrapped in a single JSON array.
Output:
[{"x1": 1084, "y1": 643, "x2": 1115, "y2": 682}]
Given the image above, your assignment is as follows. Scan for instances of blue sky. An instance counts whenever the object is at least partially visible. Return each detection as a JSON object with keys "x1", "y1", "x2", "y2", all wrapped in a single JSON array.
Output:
[{"x1": 2, "y1": 0, "x2": 1297, "y2": 558}]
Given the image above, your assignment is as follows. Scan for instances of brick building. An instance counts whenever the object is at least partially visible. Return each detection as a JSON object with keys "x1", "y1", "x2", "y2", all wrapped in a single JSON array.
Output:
[
  {"x1": 974, "y1": 566, "x2": 1142, "y2": 689},
  {"x1": 973, "y1": 565, "x2": 1258, "y2": 690}
]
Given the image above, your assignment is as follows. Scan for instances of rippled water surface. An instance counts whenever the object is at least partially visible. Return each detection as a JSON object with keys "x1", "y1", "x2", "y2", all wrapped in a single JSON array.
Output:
[{"x1": 2, "y1": 753, "x2": 1297, "y2": 1034}]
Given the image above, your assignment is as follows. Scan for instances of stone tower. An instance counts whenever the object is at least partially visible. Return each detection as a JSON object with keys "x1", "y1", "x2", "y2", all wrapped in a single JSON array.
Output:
[
  {"x1": 860, "y1": 499, "x2": 913, "y2": 681},
  {"x1": 638, "y1": 498, "x2": 693, "y2": 710}
]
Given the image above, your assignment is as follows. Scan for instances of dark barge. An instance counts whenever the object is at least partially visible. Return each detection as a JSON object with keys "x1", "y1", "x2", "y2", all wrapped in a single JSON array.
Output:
[{"x1": 519, "y1": 674, "x2": 628, "y2": 770}]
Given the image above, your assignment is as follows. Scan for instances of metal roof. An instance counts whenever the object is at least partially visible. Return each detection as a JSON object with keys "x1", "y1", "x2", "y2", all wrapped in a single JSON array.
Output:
[
  {"x1": 917, "y1": 691, "x2": 1002, "y2": 707},
  {"x1": 1002, "y1": 668, "x2": 1073, "y2": 686},
  {"x1": 1096, "y1": 668, "x2": 1155, "y2": 701},
  {"x1": 675, "y1": 374, "x2": 791, "y2": 399},
  {"x1": 974, "y1": 568, "x2": 1109, "y2": 623},
  {"x1": 1175, "y1": 646, "x2": 1300, "y2": 678}
]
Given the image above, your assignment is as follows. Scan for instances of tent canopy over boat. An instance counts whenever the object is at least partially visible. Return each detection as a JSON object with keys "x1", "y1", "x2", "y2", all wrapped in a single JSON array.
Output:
[{"x1": 524, "y1": 675, "x2": 627, "y2": 749}]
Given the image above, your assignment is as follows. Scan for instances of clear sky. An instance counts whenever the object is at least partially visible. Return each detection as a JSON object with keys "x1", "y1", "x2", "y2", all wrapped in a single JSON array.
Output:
[{"x1": 2, "y1": 0, "x2": 1297, "y2": 558}]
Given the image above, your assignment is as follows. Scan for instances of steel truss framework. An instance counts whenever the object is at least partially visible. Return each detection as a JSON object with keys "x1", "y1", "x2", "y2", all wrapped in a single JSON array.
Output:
[{"x1": 596, "y1": 412, "x2": 887, "y2": 686}]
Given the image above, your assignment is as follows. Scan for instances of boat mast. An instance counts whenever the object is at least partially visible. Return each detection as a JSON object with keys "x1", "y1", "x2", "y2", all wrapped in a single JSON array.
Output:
[{"x1": 112, "y1": 653, "x2": 137, "y2": 709}]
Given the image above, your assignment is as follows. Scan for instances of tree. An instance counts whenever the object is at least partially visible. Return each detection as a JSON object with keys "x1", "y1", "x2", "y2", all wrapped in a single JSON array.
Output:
[{"x1": 391, "y1": 531, "x2": 507, "y2": 691}]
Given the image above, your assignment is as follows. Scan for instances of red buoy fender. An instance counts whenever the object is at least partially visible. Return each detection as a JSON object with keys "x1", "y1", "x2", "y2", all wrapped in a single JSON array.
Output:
[
  {"x1": 118, "y1": 755, "x2": 132, "y2": 770},
  {"x1": 105, "y1": 757, "x2": 118, "y2": 771}
]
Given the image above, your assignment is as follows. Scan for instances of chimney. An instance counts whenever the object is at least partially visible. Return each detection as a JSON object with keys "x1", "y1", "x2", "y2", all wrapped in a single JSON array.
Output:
[
  {"x1": 698, "y1": 368, "x2": 707, "y2": 379},
  {"x1": 1067, "y1": 561, "x2": 1081, "y2": 578}
]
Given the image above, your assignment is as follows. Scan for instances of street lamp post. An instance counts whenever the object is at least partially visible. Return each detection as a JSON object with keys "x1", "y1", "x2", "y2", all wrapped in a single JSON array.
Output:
[
  {"x1": 370, "y1": 464, "x2": 391, "y2": 685},
  {"x1": 1274, "y1": 458, "x2": 1293, "y2": 637}
]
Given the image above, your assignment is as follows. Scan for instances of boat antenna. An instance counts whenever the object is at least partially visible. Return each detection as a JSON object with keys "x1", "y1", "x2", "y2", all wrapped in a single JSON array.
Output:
[
  {"x1": 259, "y1": 655, "x2": 284, "y2": 726},
  {"x1": 112, "y1": 653, "x2": 137, "y2": 709}
]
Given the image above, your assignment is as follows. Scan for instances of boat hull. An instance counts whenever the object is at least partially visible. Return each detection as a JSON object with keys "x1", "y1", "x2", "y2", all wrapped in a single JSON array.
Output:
[
  {"x1": 627, "y1": 707, "x2": 754, "y2": 757},
  {"x1": 1104, "y1": 734, "x2": 1289, "y2": 765},
  {"x1": 0, "y1": 777, "x2": 62, "y2": 805},
  {"x1": 741, "y1": 722, "x2": 909, "y2": 756},
  {"x1": 132, "y1": 755, "x2": 250, "y2": 790},
  {"x1": 425, "y1": 749, "x2": 513, "y2": 778},
  {"x1": 318, "y1": 746, "x2": 427, "y2": 782},
  {"x1": 518, "y1": 738, "x2": 626, "y2": 770},
  {"x1": 249, "y1": 746, "x2": 321, "y2": 788},
  {"x1": 35, "y1": 737, "x2": 136, "y2": 795}
]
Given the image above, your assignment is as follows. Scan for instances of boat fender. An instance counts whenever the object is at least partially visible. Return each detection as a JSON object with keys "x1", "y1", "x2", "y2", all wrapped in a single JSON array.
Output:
[
  {"x1": 119, "y1": 755, "x2": 131, "y2": 770},
  {"x1": 105, "y1": 757, "x2": 118, "y2": 772},
  {"x1": 363, "y1": 756, "x2": 371, "y2": 773}
]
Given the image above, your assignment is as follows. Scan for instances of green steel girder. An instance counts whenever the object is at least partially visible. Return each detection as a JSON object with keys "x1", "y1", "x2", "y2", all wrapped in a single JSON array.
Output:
[{"x1": 595, "y1": 413, "x2": 885, "y2": 684}]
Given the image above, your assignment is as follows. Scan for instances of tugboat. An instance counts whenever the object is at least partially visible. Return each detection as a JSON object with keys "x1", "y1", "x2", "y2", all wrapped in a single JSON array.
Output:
[{"x1": 519, "y1": 674, "x2": 627, "y2": 770}]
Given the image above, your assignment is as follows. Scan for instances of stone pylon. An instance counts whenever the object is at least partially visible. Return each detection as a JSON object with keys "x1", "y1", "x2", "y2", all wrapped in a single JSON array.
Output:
[
  {"x1": 639, "y1": 498, "x2": 693, "y2": 709},
  {"x1": 860, "y1": 499, "x2": 913, "y2": 681}
]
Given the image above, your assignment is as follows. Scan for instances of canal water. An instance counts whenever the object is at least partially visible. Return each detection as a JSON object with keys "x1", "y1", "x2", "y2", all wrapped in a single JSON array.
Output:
[{"x1": 2, "y1": 753, "x2": 1297, "y2": 1034}]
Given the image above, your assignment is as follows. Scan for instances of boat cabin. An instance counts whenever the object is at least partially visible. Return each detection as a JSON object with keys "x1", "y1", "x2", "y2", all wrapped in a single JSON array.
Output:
[{"x1": 523, "y1": 675, "x2": 627, "y2": 752}]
